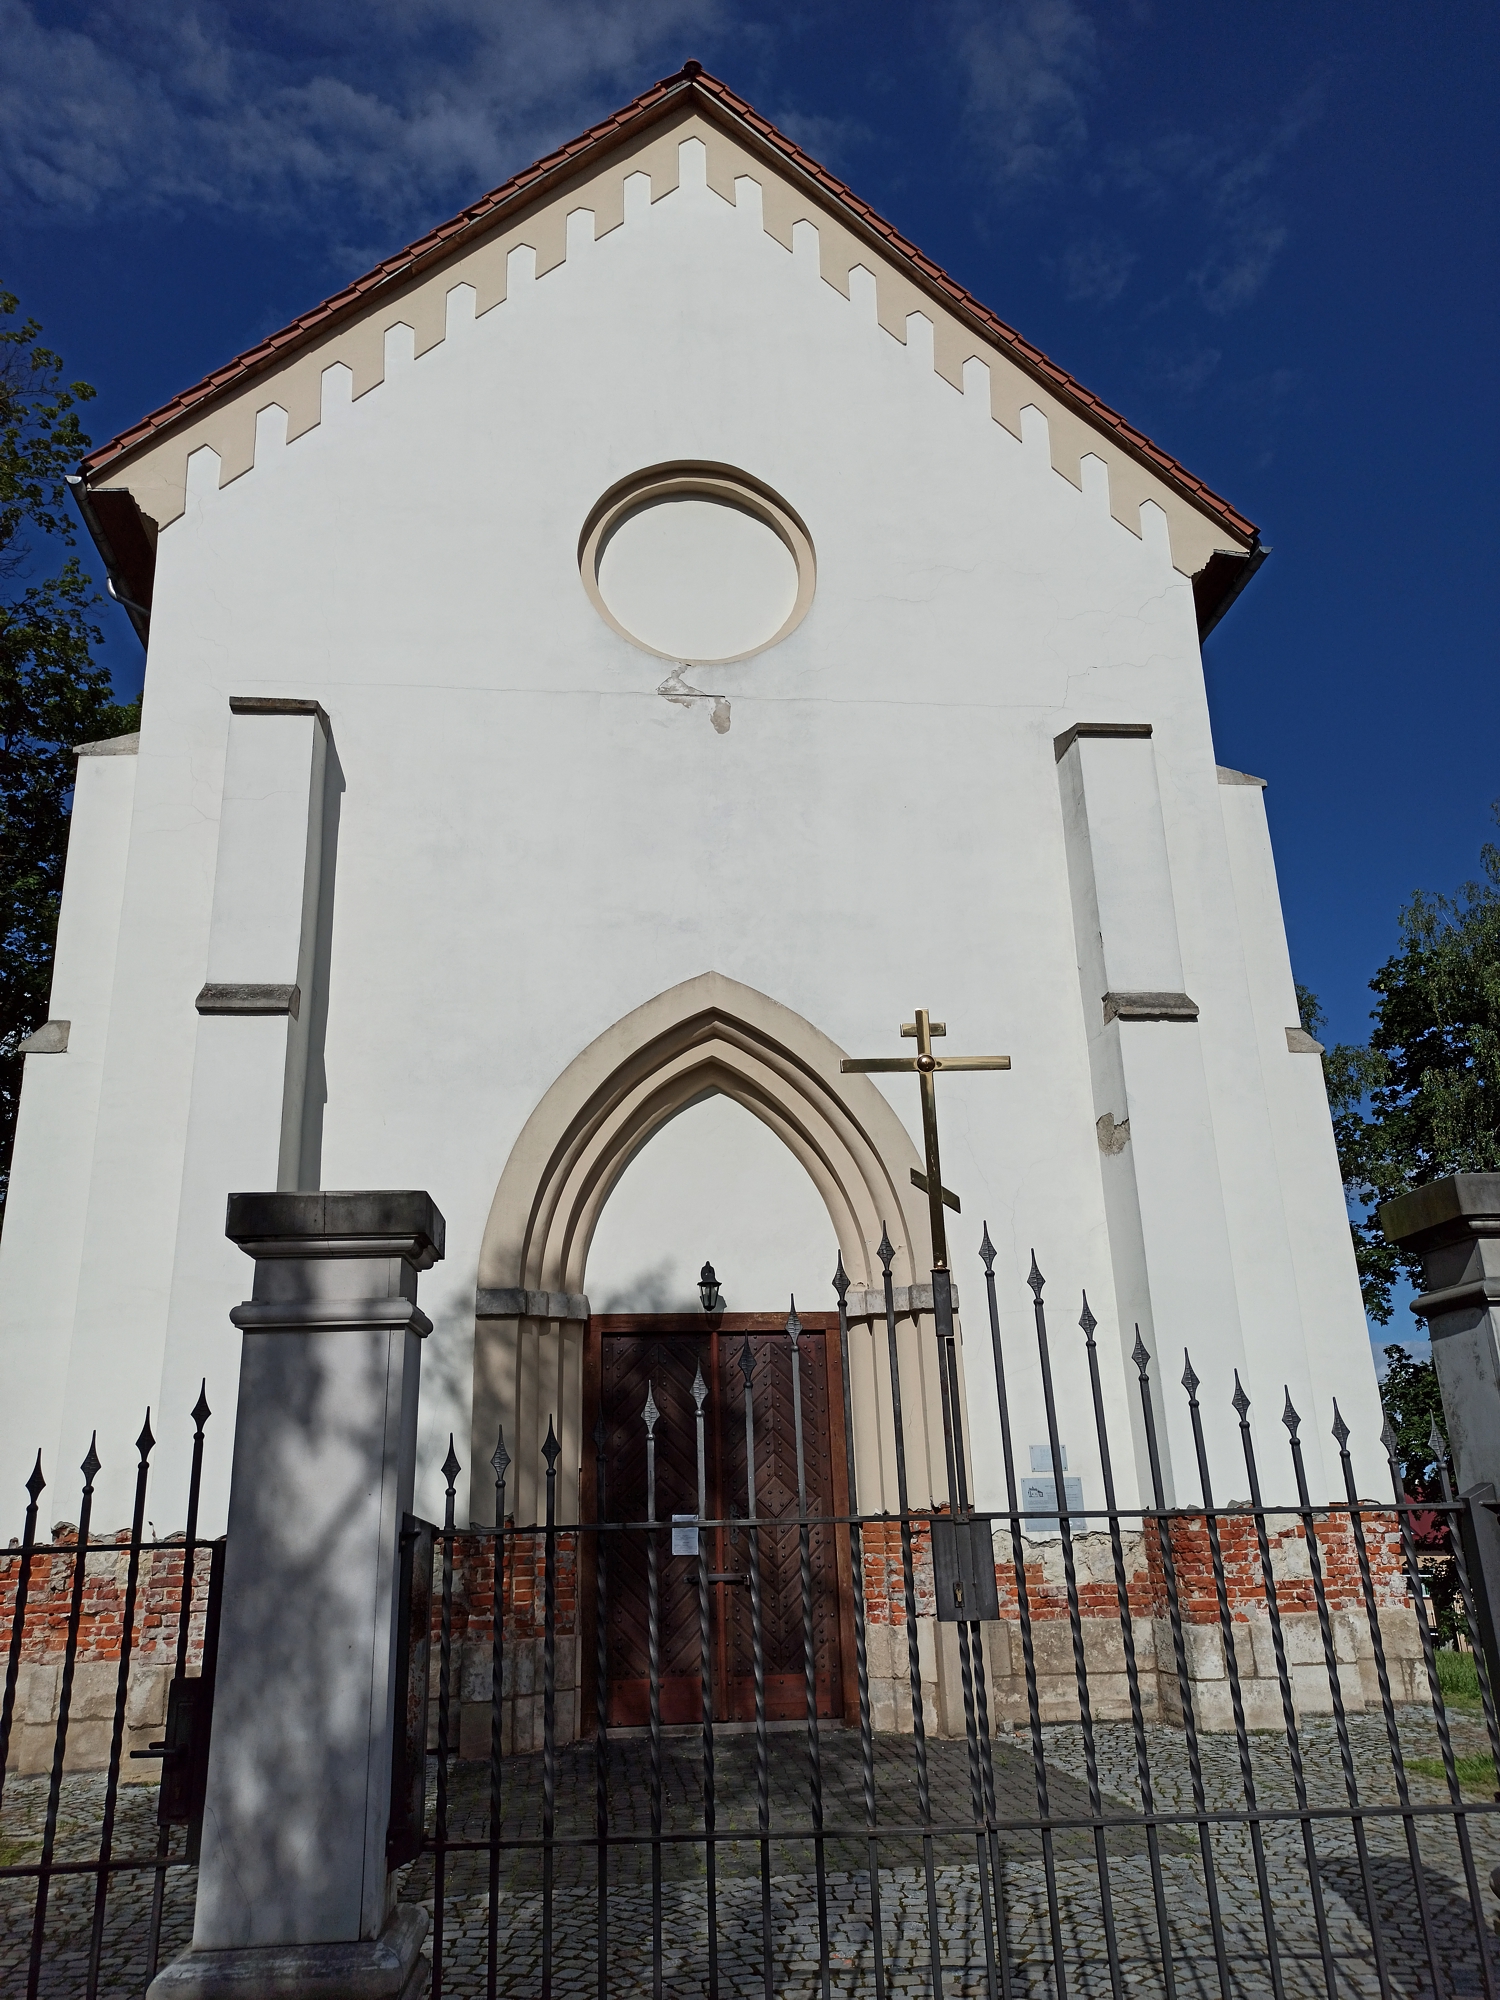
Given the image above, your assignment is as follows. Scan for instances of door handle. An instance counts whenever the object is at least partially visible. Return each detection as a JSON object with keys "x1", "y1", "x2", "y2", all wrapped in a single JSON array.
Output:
[{"x1": 707, "y1": 1572, "x2": 750, "y2": 1585}]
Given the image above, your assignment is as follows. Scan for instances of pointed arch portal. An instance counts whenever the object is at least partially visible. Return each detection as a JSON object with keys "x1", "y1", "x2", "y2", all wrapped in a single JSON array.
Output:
[
  {"x1": 468, "y1": 972, "x2": 970, "y2": 1745},
  {"x1": 475, "y1": 970, "x2": 933, "y2": 1306}
]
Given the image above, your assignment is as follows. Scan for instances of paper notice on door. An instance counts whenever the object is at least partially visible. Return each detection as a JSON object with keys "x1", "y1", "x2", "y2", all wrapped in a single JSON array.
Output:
[{"x1": 671, "y1": 1514, "x2": 699, "y2": 1556}]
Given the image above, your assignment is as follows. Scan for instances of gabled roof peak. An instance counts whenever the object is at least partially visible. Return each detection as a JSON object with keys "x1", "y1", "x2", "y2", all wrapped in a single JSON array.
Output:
[{"x1": 79, "y1": 62, "x2": 1260, "y2": 638}]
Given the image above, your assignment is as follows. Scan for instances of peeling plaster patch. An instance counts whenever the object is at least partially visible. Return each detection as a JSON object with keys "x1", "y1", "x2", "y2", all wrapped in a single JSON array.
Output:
[
  {"x1": 1097, "y1": 1111, "x2": 1130, "y2": 1154},
  {"x1": 658, "y1": 664, "x2": 731, "y2": 733}
]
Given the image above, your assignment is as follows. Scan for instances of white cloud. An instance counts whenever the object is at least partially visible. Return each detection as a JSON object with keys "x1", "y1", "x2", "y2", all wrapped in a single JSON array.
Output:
[
  {"x1": 1110, "y1": 84, "x2": 1323, "y2": 315},
  {"x1": 944, "y1": 0, "x2": 1097, "y2": 185},
  {"x1": 1060, "y1": 233, "x2": 1136, "y2": 304},
  {"x1": 767, "y1": 106, "x2": 872, "y2": 175},
  {"x1": 0, "y1": 0, "x2": 721, "y2": 239}
]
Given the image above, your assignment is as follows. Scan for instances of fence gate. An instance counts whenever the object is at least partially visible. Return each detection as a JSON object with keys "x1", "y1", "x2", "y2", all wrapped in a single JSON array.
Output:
[
  {"x1": 0, "y1": 1391, "x2": 221, "y2": 1999},
  {"x1": 397, "y1": 1237, "x2": 1500, "y2": 1999}
]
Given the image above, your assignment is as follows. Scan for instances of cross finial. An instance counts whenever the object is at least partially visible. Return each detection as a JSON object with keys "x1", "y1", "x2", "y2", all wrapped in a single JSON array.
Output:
[{"x1": 841, "y1": 1010, "x2": 1009, "y2": 1270}]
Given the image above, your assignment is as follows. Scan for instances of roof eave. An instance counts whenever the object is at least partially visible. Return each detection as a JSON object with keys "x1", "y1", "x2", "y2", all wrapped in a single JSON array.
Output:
[{"x1": 78, "y1": 61, "x2": 1257, "y2": 568}]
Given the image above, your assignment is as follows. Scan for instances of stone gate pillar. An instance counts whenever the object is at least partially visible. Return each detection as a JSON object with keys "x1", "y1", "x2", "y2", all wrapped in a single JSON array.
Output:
[
  {"x1": 149, "y1": 1190, "x2": 444, "y2": 1999},
  {"x1": 1381, "y1": 1173, "x2": 1500, "y2": 1684}
]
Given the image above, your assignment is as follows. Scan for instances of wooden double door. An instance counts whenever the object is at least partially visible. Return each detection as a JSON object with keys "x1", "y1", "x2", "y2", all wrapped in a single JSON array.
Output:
[{"x1": 583, "y1": 1315, "x2": 852, "y2": 1729}]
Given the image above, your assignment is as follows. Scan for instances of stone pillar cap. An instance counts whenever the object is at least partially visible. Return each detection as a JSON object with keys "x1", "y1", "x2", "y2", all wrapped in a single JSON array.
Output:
[
  {"x1": 1379, "y1": 1173, "x2": 1500, "y2": 1252},
  {"x1": 225, "y1": 1190, "x2": 446, "y2": 1268}
]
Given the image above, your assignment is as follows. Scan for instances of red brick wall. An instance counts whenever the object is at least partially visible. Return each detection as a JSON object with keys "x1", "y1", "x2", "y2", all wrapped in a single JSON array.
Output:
[{"x1": 0, "y1": 1532, "x2": 216, "y2": 1673}]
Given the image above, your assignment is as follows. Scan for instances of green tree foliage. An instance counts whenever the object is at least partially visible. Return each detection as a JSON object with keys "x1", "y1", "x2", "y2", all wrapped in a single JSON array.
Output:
[
  {"x1": 1378, "y1": 1344, "x2": 1448, "y2": 1497},
  {"x1": 1324, "y1": 819, "x2": 1500, "y2": 1322},
  {"x1": 1, "y1": 292, "x2": 140, "y2": 1217},
  {"x1": 1377, "y1": 1344, "x2": 1462, "y2": 1639}
]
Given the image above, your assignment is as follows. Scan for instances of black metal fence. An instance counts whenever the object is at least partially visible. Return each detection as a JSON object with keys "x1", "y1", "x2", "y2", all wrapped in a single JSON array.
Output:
[
  {"x1": 0, "y1": 1391, "x2": 221, "y2": 2000},
  {"x1": 407, "y1": 1236, "x2": 1500, "y2": 2000},
  {"x1": 5, "y1": 1243, "x2": 1499, "y2": 1998}
]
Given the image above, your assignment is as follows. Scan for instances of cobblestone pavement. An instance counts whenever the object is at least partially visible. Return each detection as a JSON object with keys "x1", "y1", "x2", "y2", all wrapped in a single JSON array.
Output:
[
  {"x1": 5, "y1": 1710, "x2": 1500, "y2": 1996},
  {"x1": 400, "y1": 1712, "x2": 1500, "y2": 1997},
  {"x1": 0, "y1": 1773, "x2": 195, "y2": 1998}
]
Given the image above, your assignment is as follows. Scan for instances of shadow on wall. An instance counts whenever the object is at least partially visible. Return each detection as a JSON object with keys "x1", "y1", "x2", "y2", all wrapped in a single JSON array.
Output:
[
  {"x1": 584, "y1": 1091, "x2": 837, "y2": 1315},
  {"x1": 592, "y1": 1259, "x2": 680, "y2": 1314}
]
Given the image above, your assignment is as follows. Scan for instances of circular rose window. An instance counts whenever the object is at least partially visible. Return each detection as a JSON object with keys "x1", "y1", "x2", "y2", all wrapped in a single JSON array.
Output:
[{"x1": 579, "y1": 463, "x2": 815, "y2": 664}]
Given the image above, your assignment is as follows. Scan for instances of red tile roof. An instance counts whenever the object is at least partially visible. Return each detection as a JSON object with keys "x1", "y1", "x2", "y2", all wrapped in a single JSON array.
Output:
[{"x1": 80, "y1": 62, "x2": 1257, "y2": 550}]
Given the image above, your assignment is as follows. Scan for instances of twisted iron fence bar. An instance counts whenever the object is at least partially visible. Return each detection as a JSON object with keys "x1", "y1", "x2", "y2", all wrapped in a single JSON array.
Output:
[
  {"x1": 692, "y1": 1362, "x2": 719, "y2": 2000},
  {"x1": 786, "y1": 1303, "x2": 833, "y2": 2000},
  {"x1": 930, "y1": 1264, "x2": 1004, "y2": 2000},
  {"x1": 1284, "y1": 1392, "x2": 1397, "y2": 1998},
  {"x1": 1131, "y1": 1330, "x2": 1236, "y2": 2000},
  {"x1": 980, "y1": 1231, "x2": 1070, "y2": 1998},
  {"x1": 641, "y1": 1388, "x2": 662, "y2": 2000},
  {"x1": 488, "y1": 1427, "x2": 510, "y2": 2000},
  {"x1": 1333, "y1": 1397, "x2": 1447, "y2": 1995},
  {"x1": 431, "y1": 1438, "x2": 459, "y2": 2000},
  {"x1": 0, "y1": 1454, "x2": 44, "y2": 1821},
  {"x1": 592, "y1": 1413, "x2": 611, "y2": 2000},
  {"x1": 26, "y1": 1431, "x2": 100, "y2": 1999},
  {"x1": 543, "y1": 1417, "x2": 562, "y2": 2000},
  {"x1": 405, "y1": 1240, "x2": 1500, "y2": 2000},
  {"x1": 84, "y1": 1414, "x2": 155, "y2": 2000},
  {"x1": 1180, "y1": 1354, "x2": 1287, "y2": 2000},
  {"x1": 0, "y1": 1393, "x2": 216, "y2": 1997},
  {"x1": 144, "y1": 1382, "x2": 211, "y2": 1982},
  {"x1": 1029, "y1": 1259, "x2": 1124, "y2": 2000},
  {"x1": 1384, "y1": 1413, "x2": 1500, "y2": 1999},
  {"x1": 877, "y1": 1227, "x2": 946, "y2": 2000},
  {"x1": 834, "y1": 1253, "x2": 886, "y2": 2000},
  {"x1": 1078, "y1": 1291, "x2": 1178, "y2": 2000},
  {"x1": 738, "y1": 1336, "x2": 775, "y2": 2000}
]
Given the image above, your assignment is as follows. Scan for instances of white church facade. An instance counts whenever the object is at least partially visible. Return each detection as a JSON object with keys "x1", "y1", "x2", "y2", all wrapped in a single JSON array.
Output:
[{"x1": 0, "y1": 54, "x2": 1381, "y2": 1656}]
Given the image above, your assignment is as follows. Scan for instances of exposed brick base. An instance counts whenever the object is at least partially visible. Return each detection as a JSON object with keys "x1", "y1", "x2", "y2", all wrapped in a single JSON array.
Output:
[{"x1": 0, "y1": 1533, "x2": 215, "y2": 1778}]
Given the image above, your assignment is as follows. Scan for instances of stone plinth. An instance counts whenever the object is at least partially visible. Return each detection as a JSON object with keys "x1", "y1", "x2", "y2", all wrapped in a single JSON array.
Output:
[{"x1": 148, "y1": 1190, "x2": 443, "y2": 2000}]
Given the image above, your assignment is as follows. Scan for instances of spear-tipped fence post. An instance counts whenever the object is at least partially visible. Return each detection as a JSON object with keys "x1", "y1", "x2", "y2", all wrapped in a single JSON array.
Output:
[
  {"x1": 541, "y1": 1415, "x2": 562, "y2": 2000},
  {"x1": 27, "y1": 1436, "x2": 101, "y2": 1999},
  {"x1": 487, "y1": 1424, "x2": 510, "y2": 2000},
  {"x1": 0, "y1": 1453, "x2": 45, "y2": 1820},
  {"x1": 833, "y1": 1247, "x2": 886, "y2": 2000},
  {"x1": 85, "y1": 1411, "x2": 156, "y2": 2000}
]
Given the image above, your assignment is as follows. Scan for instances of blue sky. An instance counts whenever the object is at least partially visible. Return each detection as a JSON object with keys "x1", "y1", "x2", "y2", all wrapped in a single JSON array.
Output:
[{"x1": 4, "y1": 2, "x2": 1496, "y2": 1362}]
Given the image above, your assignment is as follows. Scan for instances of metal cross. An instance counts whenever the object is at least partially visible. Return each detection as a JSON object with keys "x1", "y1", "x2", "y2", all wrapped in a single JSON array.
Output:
[{"x1": 841, "y1": 1008, "x2": 1009, "y2": 1269}]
